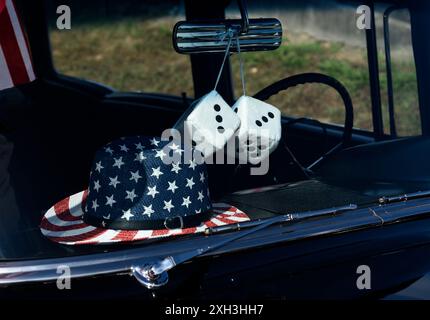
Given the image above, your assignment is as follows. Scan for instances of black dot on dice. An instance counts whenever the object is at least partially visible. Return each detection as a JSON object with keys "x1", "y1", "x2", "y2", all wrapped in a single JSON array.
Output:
[
  {"x1": 217, "y1": 126, "x2": 225, "y2": 133},
  {"x1": 262, "y1": 116, "x2": 268, "y2": 123},
  {"x1": 268, "y1": 112, "x2": 275, "y2": 119},
  {"x1": 214, "y1": 104, "x2": 221, "y2": 112},
  {"x1": 216, "y1": 115, "x2": 223, "y2": 123},
  {"x1": 192, "y1": 140, "x2": 197, "y2": 147},
  {"x1": 234, "y1": 108, "x2": 238, "y2": 113},
  {"x1": 256, "y1": 120, "x2": 262, "y2": 127}
]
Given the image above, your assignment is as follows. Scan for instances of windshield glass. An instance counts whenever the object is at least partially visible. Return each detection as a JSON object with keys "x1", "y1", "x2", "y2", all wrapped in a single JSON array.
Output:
[{"x1": 0, "y1": 0, "x2": 420, "y2": 260}]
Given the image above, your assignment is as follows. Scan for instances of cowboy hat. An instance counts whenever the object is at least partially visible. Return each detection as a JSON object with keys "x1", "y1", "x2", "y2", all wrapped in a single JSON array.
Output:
[{"x1": 40, "y1": 136, "x2": 249, "y2": 245}]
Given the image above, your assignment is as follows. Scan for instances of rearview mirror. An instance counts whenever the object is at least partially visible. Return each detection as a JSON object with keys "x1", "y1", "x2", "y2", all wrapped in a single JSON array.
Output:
[{"x1": 172, "y1": 18, "x2": 283, "y2": 54}]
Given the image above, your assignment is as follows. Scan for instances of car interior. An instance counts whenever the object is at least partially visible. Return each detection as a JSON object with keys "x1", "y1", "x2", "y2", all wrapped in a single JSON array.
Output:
[{"x1": 1, "y1": 0, "x2": 430, "y2": 260}]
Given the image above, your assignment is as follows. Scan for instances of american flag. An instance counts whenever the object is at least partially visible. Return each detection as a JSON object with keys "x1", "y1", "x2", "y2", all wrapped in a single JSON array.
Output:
[
  {"x1": 0, "y1": 0, "x2": 35, "y2": 91},
  {"x1": 40, "y1": 190, "x2": 250, "y2": 245}
]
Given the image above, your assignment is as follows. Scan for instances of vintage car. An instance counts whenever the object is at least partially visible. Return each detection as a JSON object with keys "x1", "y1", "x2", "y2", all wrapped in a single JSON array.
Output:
[{"x1": 1, "y1": 0, "x2": 430, "y2": 300}]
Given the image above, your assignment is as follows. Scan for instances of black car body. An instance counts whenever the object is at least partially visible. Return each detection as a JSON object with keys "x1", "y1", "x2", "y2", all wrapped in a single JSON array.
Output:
[{"x1": 1, "y1": 0, "x2": 430, "y2": 299}]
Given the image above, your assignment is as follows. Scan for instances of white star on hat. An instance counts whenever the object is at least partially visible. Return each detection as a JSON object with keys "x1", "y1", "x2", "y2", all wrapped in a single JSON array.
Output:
[
  {"x1": 119, "y1": 144, "x2": 129, "y2": 152},
  {"x1": 188, "y1": 159, "x2": 197, "y2": 170},
  {"x1": 197, "y1": 191, "x2": 205, "y2": 202},
  {"x1": 171, "y1": 162, "x2": 181, "y2": 174},
  {"x1": 147, "y1": 185, "x2": 159, "y2": 198},
  {"x1": 169, "y1": 143, "x2": 184, "y2": 155},
  {"x1": 151, "y1": 167, "x2": 164, "y2": 179},
  {"x1": 134, "y1": 152, "x2": 146, "y2": 163},
  {"x1": 121, "y1": 209, "x2": 134, "y2": 221},
  {"x1": 199, "y1": 172, "x2": 205, "y2": 182},
  {"x1": 186, "y1": 177, "x2": 195, "y2": 190},
  {"x1": 155, "y1": 149, "x2": 166, "y2": 160},
  {"x1": 105, "y1": 195, "x2": 116, "y2": 207},
  {"x1": 108, "y1": 176, "x2": 121, "y2": 188},
  {"x1": 91, "y1": 199, "x2": 99, "y2": 211},
  {"x1": 113, "y1": 157, "x2": 125, "y2": 169},
  {"x1": 94, "y1": 180, "x2": 101, "y2": 192},
  {"x1": 125, "y1": 189, "x2": 137, "y2": 202},
  {"x1": 150, "y1": 138, "x2": 160, "y2": 146},
  {"x1": 104, "y1": 146, "x2": 114, "y2": 155},
  {"x1": 163, "y1": 200, "x2": 174, "y2": 212},
  {"x1": 169, "y1": 143, "x2": 180, "y2": 151},
  {"x1": 130, "y1": 170, "x2": 142, "y2": 183},
  {"x1": 95, "y1": 161, "x2": 104, "y2": 173},
  {"x1": 135, "y1": 142, "x2": 145, "y2": 151},
  {"x1": 143, "y1": 204, "x2": 155, "y2": 217},
  {"x1": 167, "y1": 180, "x2": 178, "y2": 193},
  {"x1": 182, "y1": 196, "x2": 192, "y2": 208}
]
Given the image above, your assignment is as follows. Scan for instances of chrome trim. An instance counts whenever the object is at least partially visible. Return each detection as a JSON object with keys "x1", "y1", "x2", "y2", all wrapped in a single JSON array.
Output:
[
  {"x1": 378, "y1": 190, "x2": 430, "y2": 204},
  {"x1": 137, "y1": 213, "x2": 295, "y2": 288},
  {"x1": 132, "y1": 264, "x2": 170, "y2": 289},
  {"x1": 2, "y1": 195, "x2": 430, "y2": 287},
  {"x1": 205, "y1": 204, "x2": 357, "y2": 235},
  {"x1": 173, "y1": 18, "x2": 283, "y2": 54}
]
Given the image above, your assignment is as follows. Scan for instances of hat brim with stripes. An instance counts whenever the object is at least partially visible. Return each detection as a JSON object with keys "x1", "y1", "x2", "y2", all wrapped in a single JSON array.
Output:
[{"x1": 40, "y1": 190, "x2": 250, "y2": 245}]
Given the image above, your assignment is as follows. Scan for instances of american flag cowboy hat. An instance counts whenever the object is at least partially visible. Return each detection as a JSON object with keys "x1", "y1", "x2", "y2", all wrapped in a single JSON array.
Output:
[
  {"x1": 0, "y1": 0, "x2": 35, "y2": 91},
  {"x1": 40, "y1": 136, "x2": 250, "y2": 245}
]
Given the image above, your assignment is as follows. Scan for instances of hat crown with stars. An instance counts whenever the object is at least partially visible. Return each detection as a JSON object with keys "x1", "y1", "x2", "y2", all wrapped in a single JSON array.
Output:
[{"x1": 84, "y1": 136, "x2": 212, "y2": 230}]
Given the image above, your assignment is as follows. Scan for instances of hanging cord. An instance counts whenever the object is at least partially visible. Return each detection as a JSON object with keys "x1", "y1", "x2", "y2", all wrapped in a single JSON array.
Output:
[
  {"x1": 231, "y1": 35, "x2": 251, "y2": 189},
  {"x1": 215, "y1": 29, "x2": 243, "y2": 194},
  {"x1": 235, "y1": 35, "x2": 247, "y2": 96},
  {"x1": 214, "y1": 29, "x2": 235, "y2": 91}
]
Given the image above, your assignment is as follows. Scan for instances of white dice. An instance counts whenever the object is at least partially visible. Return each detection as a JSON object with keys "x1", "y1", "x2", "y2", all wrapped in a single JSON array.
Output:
[
  {"x1": 233, "y1": 96, "x2": 282, "y2": 164},
  {"x1": 179, "y1": 90, "x2": 241, "y2": 158}
]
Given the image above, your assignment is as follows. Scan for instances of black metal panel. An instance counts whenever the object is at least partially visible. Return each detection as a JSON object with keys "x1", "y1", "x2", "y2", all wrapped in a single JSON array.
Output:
[
  {"x1": 3, "y1": 209, "x2": 430, "y2": 299},
  {"x1": 198, "y1": 217, "x2": 430, "y2": 299},
  {"x1": 383, "y1": 6, "x2": 402, "y2": 137},
  {"x1": 365, "y1": 1, "x2": 384, "y2": 139},
  {"x1": 184, "y1": 0, "x2": 235, "y2": 103},
  {"x1": 15, "y1": 0, "x2": 54, "y2": 79},
  {"x1": 410, "y1": 0, "x2": 430, "y2": 136}
]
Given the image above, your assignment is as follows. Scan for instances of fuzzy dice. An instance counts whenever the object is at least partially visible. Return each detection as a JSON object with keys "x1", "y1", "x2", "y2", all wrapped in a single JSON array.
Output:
[
  {"x1": 177, "y1": 90, "x2": 241, "y2": 158},
  {"x1": 233, "y1": 96, "x2": 282, "y2": 164}
]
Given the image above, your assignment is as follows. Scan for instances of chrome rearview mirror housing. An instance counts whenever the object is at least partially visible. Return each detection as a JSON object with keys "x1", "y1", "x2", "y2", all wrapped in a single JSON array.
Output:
[{"x1": 172, "y1": 18, "x2": 283, "y2": 54}]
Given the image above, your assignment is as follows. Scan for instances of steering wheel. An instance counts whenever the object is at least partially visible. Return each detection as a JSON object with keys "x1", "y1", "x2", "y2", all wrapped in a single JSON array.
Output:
[{"x1": 253, "y1": 73, "x2": 354, "y2": 171}]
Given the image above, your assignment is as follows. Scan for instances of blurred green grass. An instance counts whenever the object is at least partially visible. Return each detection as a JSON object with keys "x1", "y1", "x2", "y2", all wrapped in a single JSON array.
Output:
[{"x1": 50, "y1": 17, "x2": 421, "y2": 136}]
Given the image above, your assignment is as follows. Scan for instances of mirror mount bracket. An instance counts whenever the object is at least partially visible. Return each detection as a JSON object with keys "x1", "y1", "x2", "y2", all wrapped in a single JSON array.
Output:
[{"x1": 238, "y1": 0, "x2": 249, "y2": 34}]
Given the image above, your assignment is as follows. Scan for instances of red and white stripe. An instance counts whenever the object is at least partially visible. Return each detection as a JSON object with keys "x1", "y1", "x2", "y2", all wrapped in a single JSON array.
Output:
[
  {"x1": 40, "y1": 190, "x2": 251, "y2": 245},
  {"x1": 0, "y1": 0, "x2": 35, "y2": 91}
]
